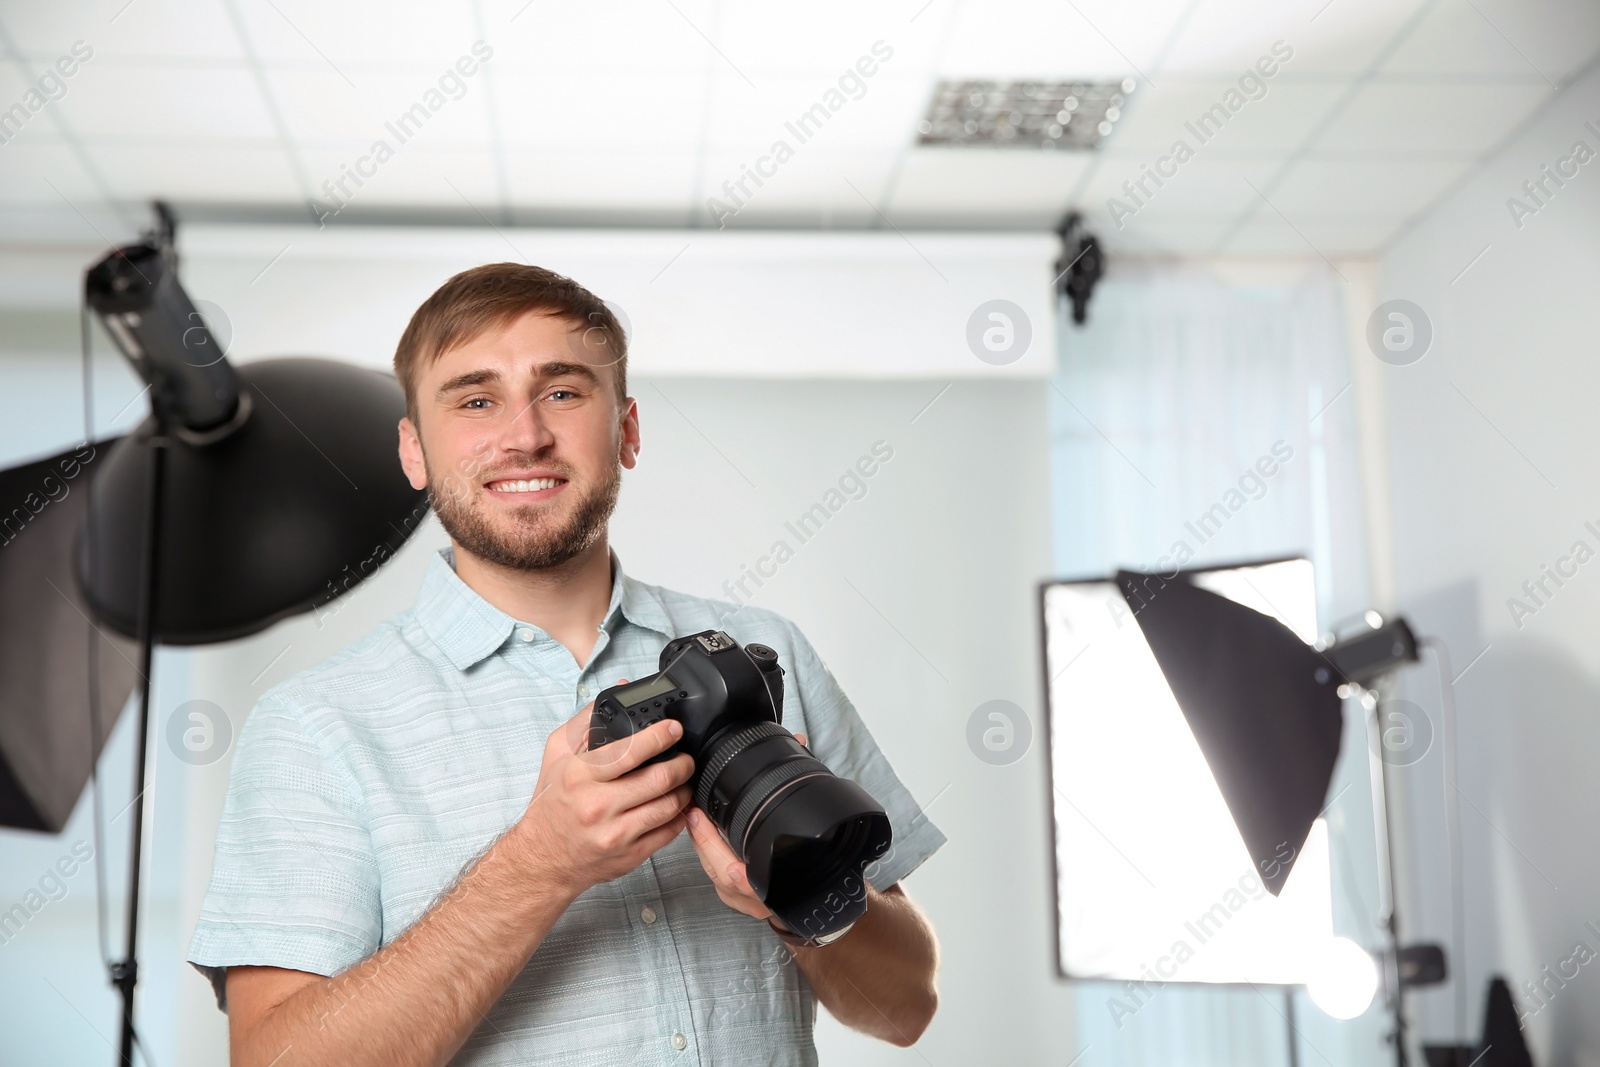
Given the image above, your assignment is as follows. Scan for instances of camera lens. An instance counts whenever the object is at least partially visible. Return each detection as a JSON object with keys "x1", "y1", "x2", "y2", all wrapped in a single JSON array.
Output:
[
  {"x1": 767, "y1": 819, "x2": 868, "y2": 900},
  {"x1": 694, "y1": 722, "x2": 891, "y2": 938}
]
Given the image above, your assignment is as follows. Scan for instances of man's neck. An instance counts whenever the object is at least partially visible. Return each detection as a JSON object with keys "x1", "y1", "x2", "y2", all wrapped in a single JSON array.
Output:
[{"x1": 449, "y1": 536, "x2": 614, "y2": 668}]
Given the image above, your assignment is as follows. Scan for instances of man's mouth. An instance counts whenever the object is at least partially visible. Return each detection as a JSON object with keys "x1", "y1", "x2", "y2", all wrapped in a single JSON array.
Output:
[{"x1": 485, "y1": 476, "x2": 568, "y2": 496}]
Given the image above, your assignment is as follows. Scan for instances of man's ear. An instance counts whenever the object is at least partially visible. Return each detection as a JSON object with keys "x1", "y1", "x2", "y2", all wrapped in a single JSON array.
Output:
[
  {"x1": 398, "y1": 416, "x2": 428, "y2": 490},
  {"x1": 619, "y1": 397, "x2": 641, "y2": 470}
]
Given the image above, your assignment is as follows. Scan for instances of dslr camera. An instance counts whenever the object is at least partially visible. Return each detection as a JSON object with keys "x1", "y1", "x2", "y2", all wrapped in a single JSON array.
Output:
[{"x1": 590, "y1": 630, "x2": 892, "y2": 941}]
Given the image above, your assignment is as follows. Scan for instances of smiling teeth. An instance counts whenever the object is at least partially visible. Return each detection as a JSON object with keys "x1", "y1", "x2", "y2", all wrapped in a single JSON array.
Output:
[{"x1": 493, "y1": 478, "x2": 563, "y2": 492}]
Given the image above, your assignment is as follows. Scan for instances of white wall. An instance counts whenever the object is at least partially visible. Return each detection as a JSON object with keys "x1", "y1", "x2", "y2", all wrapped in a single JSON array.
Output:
[
  {"x1": 1376, "y1": 59, "x2": 1600, "y2": 1063},
  {"x1": 176, "y1": 225, "x2": 1059, "y2": 380}
]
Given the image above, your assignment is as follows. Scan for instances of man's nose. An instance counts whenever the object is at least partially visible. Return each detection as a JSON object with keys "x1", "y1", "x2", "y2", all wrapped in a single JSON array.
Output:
[{"x1": 502, "y1": 394, "x2": 555, "y2": 452}]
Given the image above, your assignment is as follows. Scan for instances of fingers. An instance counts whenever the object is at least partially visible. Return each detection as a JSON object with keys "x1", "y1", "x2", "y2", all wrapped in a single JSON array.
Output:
[
  {"x1": 723, "y1": 860, "x2": 755, "y2": 897},
  {"x1": 555, "y1": 678, "x2": 630, "y2": 756},
  {"x1": 560, "y1": 707, "x2": 592, "y2": 757},
  {"x1": 684, "y1": 807, "x2": 727, "y2": 855},
  {"x1": 633, "y1": 812, "x2": 691, "y2": 857},
  {"x1": 684, "y1": 816, "x2": 767, "y2": 916},
  {"x1": 609, "y1": 750, "x2": 695, "y2": 811},
  {"x1": 585, "y1": 716, "x2": 684, "y2": 780},
  {"x1": 685, "y1": 808, "x2": 740, "y2": 879},
  {"x1": 625, "y1": 784, "x2": 693, "y2": 838}
]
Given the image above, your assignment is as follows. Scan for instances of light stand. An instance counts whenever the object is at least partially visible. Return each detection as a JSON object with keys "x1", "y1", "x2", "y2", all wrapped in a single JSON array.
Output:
[
  {"x1": 61, "y1": 204, "x2": 430, "y2": 1064},
  {"x1": 1113, "y1": 567, "x2": 1446, "y2": 1063},
  {"x1": 1327, "y1": 614, "x2": 1446, "y2": 1067},
  {"x1": 1363, "y1": 681, "x2": 1411, "y2": 1067},
  {"x1": 108, "y1": 422, "x2": 164, "y2": 1066}
]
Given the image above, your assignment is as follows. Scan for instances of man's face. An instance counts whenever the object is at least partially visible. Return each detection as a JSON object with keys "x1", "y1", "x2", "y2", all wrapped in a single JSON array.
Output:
[{"x1": 398, "y1": 309, "x2": 638, "y2": 571}]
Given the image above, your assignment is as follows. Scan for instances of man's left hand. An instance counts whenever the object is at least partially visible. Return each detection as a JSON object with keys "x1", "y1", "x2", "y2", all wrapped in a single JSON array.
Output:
[{"x1": 682, "y1": 732, "x2": 807, "y2": 922}]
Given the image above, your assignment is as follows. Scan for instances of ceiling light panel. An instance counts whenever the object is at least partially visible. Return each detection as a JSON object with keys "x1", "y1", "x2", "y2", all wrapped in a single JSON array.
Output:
[{"x1": 916, "y1": 78, "x2": 1136, "y2": 150}]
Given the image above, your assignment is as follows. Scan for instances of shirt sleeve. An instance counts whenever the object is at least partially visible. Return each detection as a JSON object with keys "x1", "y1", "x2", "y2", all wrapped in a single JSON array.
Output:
[
  {"x1": 186, "y1": 688, "x2": 382, "y2": 1012},
  {"x1": 784, "y1": 624, "x2": 947, "y2": 892}
]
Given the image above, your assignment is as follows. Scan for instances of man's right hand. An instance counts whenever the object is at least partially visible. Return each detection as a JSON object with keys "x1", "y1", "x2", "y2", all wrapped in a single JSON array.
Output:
[
  {"x1": 511, "y1": 683, "x2": 696, "y2": 897},
  {"x1": 227, "y1": 686, "x2": 695, "y2": 1067}
]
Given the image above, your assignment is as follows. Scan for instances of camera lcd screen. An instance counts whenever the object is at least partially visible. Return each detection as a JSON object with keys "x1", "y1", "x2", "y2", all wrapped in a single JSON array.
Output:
[{"x1": 617, "y1": 674, "x2": 678, "y2": 707}]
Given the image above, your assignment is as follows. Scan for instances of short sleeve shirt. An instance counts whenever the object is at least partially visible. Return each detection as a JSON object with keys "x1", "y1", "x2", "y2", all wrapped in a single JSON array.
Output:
[{"x1": 187, "y1": 545, "x2": 946, "y2": 1066}]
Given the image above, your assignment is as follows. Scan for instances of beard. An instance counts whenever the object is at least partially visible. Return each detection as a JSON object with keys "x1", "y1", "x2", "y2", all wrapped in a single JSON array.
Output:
[{"x1": 424, "y1": 451, "x2": 621, "y2": 572}]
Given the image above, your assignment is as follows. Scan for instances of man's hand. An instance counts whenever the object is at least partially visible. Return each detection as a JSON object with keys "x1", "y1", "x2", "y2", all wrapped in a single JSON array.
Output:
[
  {"x1": 684, "y1": 730, "x2": 941, "y2": 1048},
  {"x1": 512, "y1": 682, "x2": 697, "y2": 899},
  {"x1": 227, "y1": 684, "x2": 701, "y2": 1067},
  {"x1": 682, "y1": 731, "x2": 808, "y2": 921}
]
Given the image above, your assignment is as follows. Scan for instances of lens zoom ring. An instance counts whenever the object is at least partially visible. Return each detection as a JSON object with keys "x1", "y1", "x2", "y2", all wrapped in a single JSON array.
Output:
[
  {"x1": 727, "y1": 756, "x2": 829, "y2": 854},
  {"x1": 693, "y1": 720, "x2": 790, "y2": 813}
]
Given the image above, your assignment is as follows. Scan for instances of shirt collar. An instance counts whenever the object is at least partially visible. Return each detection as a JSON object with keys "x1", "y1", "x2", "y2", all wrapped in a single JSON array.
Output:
[{"x1": 414, "y1": 544, "x2": 675, "y2": 672}]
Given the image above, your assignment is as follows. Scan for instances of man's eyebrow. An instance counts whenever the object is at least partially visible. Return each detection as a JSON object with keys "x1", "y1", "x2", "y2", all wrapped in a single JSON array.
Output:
[
  {"x1": 435, "y1": 368, "x2": 500, "y2": 400},
  {"x1": 529, "y1": 360, "x2": 601, "y2": 385}
]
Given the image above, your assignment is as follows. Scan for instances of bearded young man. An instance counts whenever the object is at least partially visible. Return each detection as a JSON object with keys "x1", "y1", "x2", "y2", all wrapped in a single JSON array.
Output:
[{"x1": 187, "y1": 263, "x2": 946, "y2": 1066}]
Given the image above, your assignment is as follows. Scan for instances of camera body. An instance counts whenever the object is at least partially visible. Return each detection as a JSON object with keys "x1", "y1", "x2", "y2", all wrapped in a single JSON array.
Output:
[
  {"x1": 589, "y1": 629, "x2": 784, "y2": 800},
  {"x1": 590, "y1": 629, "x2": 892, "y2": 940}
]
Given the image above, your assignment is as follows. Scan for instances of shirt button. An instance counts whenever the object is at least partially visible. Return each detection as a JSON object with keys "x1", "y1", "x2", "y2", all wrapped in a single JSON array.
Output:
[
  {"x1": 578, "y1": 683, "x2": 590, "y2": 698},
  {"x1": 517, "y1": 628, "x2": 535, "y2": 643},
  {"x1": 641, "y1": 905, "x2": 657, "y2": 924},
  {"x1": 670, "y1": 1032, "x2": 687, "y2": 1051}
]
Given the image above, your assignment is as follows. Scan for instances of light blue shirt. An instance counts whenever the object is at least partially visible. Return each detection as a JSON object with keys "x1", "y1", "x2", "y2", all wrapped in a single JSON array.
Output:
[{"x1": 187, "y1": 545, "x2": 945, "y2": 1065}]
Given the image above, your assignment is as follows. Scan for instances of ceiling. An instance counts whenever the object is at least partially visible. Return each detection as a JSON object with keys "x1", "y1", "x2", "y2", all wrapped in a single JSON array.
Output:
[{"x1": 0, "y1": 0, "x2": 1596, "y2": 257}]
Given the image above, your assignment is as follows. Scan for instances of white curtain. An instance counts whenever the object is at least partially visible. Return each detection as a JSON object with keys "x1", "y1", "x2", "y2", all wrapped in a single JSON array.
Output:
[{"x1": 1048, "y1": 261, "x2": 1390, "y2": 1065}]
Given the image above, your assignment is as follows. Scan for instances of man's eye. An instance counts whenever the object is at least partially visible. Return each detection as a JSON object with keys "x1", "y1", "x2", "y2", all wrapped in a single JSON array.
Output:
[
  {"x1": 547, "y1": 389, "x2": 579, "y2": 401},
  {"x1": 463, "y1": 397, "x2": 492, "y2": 409}
]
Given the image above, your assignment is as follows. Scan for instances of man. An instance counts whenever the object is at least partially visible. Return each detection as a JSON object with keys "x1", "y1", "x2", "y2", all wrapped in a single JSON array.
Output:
[{"x1": 187, "y1": 263, "x2": 946, "y2": 1066}]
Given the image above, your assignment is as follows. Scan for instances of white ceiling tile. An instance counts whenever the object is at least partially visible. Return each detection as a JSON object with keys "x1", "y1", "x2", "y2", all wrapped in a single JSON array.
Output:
[
  {"x1": 501, "y1": 147, "x2": 698, "y2": 209},
  {"x1": 703, "y1": 69, "x2": 923, "y2": 152},
  {"x1": 1, "y1": 0, "x2": 1593, "y2": 250},
  {"x1": 0, "y1": 140, "x2": 103, "y2": 205},
  {"x1": 1441, "y1": 0, "x2": 1600, "y2": 85},
  {"x1": 1100, "y1": 215, "x2": 1236, "y2": 254},
  {"x1": 78, "y1": 142, "x2": 300, "y2": 200},
  {"x1": 1266, "y1": 158, "x2": 1469, "y2": 218},
  {"x1": 1312, "y1": 81, "x2": 1554, "y2": 154},
  {"x1": 932, "y1": 35, "x2": 1126, "y2": 82},
  {"x1": 298, "y1": 144, "x2": 500, "y2": 208},
  {"x1": 705, "y1": 4, "x2": 953, "y2": 84},
  {"x1": 95, "y1": 0, "x2": 247, "y2": 61},
  {"x1": 480, "y1": 0, "x2": 718, "y2": 74},
  {"x1": 491, "y1": 72, "x2": 705, "y2": 148},
  {"x1": 50, "y1": 63, "x2": 277, "y2": 139},
  {"x1": 1074, "y1": 153, "x2": 1281, "y2": 229},
  {"x1": 0, "y1": 2, "x2": 90, "y2": 55},
  {"x1": 0, "y1": 62, "x2": 42, "y2": 139},
  {"x1": 0, "y1": 0, "x2": 245, "y2": 62},
  {"x1": 268, "y1": 67, "x2": 494, "y2": 146},
  {"x1": 1380, "y1": 0, "x2": 1566, "y2": 79},
  {"x1": 888, "y1": 148, "x2": 1093, "y2": 219},
  {"x1": 698, "y1": 148, "x2": 895, "y2": 211},
  {"x1": 231, "y1": 0, "x2": 478, "y2": 69},
  {"x1": 1104, "y1": 78, "x2": 1347, "y2": 154},
  {"x1": 936, "y1": 0, "x2": 1191, "y2": 80},
  {"x1": 713, "y1": 2, "x2": 900, "y2": 75},
  {"x1": 1219, "y1": 214, "x2": 1402, "y2": 255},
  {"x1": 0, "y1": 62, "x2": 27, "y2": 94},
  {"x1": 1160, "y1": 0, "x2": 1431, "y2": 76}
]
